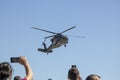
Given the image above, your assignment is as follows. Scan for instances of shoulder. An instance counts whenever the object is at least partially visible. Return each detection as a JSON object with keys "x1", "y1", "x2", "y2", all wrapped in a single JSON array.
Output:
[{"x1": 22, "y1": 78, "x2": 27, "y2": 80}]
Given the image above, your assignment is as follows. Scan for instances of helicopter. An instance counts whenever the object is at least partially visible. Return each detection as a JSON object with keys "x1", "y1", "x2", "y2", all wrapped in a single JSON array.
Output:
[{"x1": 32, "y1": 26, "x2": 83, "y2": 55}]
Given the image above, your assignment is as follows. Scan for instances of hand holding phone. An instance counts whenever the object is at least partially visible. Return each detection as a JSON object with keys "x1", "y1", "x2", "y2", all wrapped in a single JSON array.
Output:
[{"x1": 10, "y1": 57, "x2": 20, "y2": 63}]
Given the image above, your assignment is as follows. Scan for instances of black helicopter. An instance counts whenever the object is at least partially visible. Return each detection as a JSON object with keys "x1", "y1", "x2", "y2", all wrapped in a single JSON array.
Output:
[{"x1": 32, "y1": 26, "x2": 83, "y2": 55}]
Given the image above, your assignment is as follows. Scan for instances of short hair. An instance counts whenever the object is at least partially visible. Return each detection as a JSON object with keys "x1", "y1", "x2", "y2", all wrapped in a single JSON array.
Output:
[
  {"x1": 0, "y1": 62, "x2": 13, "y2": 80},
  {"x1": 14, "y1": 76, "x2": 21, "y2": 80},
  {"x1": 86, "y1": 74, "x2": 100, "y2": 80},
  {"x1": 68, "y1": 65, "x2": 80, "y2": 80}
]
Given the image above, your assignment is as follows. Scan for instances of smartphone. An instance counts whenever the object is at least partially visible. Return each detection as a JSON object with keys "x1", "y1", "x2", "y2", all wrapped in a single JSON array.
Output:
[
  {"x1": 10, "y1": 57, "x2": 20, "y2": 63},
  {"x1": 72, "y1": 65, "x2": 76, "y2": 68}
]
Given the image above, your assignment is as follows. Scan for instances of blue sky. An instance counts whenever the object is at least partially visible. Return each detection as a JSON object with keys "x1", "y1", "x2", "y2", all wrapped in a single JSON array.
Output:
[{"x1": 0, "y1": 0, "x2": 120, "y2": 80}]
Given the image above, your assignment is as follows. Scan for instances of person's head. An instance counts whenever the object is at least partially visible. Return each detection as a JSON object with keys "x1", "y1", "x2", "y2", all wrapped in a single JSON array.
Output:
[
  {"x1": 0, "y1": 62, "x2": 13, "y2": 80},
  {"x1": 68, "y1": 65, "x2": 82, "y2": 80},
  {"x1": 14, "y1": 76, "x2": 21, "y2": 80},
  {"x1": 86, "y1": 74, "x2": 100, "y2": 80}
]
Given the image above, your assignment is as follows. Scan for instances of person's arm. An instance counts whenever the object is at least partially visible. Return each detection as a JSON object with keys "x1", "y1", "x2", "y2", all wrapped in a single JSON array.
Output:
[{"x1": 19, "y1": 56, "x2": 33, "y2": 80}]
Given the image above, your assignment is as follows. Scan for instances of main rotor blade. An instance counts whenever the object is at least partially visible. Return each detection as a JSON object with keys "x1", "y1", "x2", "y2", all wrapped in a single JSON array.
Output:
[
  {"x1": 32, "y1": 27, "x2": 56, "y2": 34},
  {"x1": 70, "y1": 36, "x2": 86, "y2": 38},
  {"x1": 60, "y1": 26, "x2": 76, "y2": 34}
]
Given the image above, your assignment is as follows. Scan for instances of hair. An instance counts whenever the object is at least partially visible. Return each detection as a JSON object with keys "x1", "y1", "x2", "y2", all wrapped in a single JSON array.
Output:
[
  {"x1": 0, "y1": 62, "x2": 13, "y2": 80},
  {"x1": 68, "y1": 66, "x2": 80, "y2": 80},
  {"x1": 86, "y1": 74, "x2": 101, "y2": 80},
  {"x1": 14, "y1": 76, "x2": 21, "y2": 80}
]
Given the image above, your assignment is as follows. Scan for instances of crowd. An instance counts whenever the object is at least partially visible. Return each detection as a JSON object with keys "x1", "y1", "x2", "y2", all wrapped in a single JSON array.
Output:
[
  {"x1": 0, "y1": 56, "x2": 100, "y2": 80},
  {"x1": 0, "y1": 56, "x2": 33, "y2": 80},
  {"x1": 68, "y1": 65, "x2": 100, "y2": 80}
]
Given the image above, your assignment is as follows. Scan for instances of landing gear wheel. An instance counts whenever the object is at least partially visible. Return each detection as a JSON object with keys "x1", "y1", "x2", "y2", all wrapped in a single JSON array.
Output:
[{"x1": 64, "y1": 45, "x2": 66, "y2": 47}]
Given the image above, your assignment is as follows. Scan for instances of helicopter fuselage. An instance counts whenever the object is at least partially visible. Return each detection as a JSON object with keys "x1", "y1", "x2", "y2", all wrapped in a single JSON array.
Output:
[{"x1": 47, "y1": 34, "x2": 68, "y2": 50}]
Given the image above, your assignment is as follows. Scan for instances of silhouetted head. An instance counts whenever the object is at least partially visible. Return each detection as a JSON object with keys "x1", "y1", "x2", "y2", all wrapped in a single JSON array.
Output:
[
  {"x1": 68, "y1": 65, "x2": 81, "y2": 80},
  {"x1": 86, "y1": 74, "x2": 100, "y2": 80},
  {"x1": 14, "y1": 76, "x2": 21, "y2": 80},
  {"x1": 0, "y1": 62, "x2": 13, "y2": 80}
]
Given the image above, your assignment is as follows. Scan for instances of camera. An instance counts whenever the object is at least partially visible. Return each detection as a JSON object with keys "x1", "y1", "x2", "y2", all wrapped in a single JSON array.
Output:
[
  {"x1": 10, "y1": 57, "x2": 20, "y2": 63},
  {"x1": 72, "y1": 65, "x2": 76, "y2": 68}
]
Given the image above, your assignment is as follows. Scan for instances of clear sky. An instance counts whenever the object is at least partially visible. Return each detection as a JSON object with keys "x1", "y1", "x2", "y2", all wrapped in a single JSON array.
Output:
[{"x1": 0, "y1": 0, "x2": 120, "y2": 80}]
